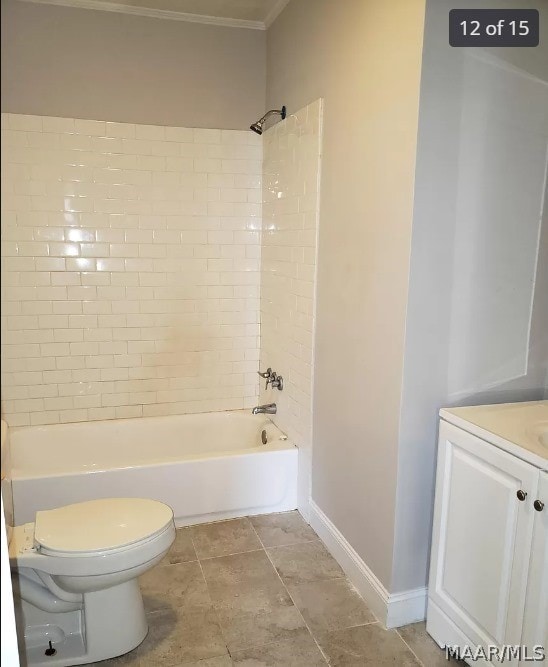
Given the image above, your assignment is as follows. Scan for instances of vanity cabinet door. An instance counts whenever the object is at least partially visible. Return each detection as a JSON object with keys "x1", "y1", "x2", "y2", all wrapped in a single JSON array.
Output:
[
  {"x1": 429, "y1": 421, "x2": 538, "y2": 657},
  {"x1": 520, "y1": 471, "x2": 548, "y2": 666}
]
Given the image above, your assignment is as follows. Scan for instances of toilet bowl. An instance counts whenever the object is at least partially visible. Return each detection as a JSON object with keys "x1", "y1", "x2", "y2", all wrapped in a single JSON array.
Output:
[{"x1": 9, "y1": 497, "x2": 175, "y2": 667}]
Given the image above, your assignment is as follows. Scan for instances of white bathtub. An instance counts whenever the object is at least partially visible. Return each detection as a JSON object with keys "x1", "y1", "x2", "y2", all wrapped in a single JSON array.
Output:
[{"x1": 7, "y1": 411, "x2": 298, "y2": 526}]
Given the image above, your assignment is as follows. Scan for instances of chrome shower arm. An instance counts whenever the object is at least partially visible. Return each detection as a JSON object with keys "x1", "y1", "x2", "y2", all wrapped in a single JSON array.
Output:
[{"x1": 259, "y1": 108, "x2": 286, "y2": 123}]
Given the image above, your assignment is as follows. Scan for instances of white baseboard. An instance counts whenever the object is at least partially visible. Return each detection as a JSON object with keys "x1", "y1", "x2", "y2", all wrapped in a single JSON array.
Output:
[
  {"x1": 309, "y1": 499, "x2": 388, "y2": 623},
  {"x1": 387, "y1": 587, "x2": 428, "y2": 628},
  {"x1": 309, "y1": 500, "x2": 427, "y2": 628}
]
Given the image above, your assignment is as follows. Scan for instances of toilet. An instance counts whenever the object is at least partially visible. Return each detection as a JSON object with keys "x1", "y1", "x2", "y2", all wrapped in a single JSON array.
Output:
[{"x1": 8, "y1": 497, "x2": 175, "y2": 667}]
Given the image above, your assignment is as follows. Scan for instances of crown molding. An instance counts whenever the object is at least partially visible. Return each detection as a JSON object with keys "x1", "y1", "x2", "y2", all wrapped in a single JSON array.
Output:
[
  {"x1": 17, "y1": 0, "x2": 267, "y2": 29},
  {"x1": 264, "y1": 0, "x2": 290, "y2": 28}
]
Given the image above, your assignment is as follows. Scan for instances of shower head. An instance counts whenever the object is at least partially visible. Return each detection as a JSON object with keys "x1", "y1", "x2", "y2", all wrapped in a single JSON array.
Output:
[
  {"x1": 250, "y1": 106, "x2": 287, "y2": 135},
  {"x1": 250, "y1": 121, "x2": 263, "y2": 135},
  {"x1": 250, "y1": 120, "x2": 264, "y2": 135}
]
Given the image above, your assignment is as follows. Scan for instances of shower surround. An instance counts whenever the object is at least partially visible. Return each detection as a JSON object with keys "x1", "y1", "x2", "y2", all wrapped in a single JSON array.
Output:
[
  {"x1": 259, "y1": 99, "x2": 322, "y2": 514},
  {"x1": 0, "y1": 102, "x2": 322, "y2": 511},
  {"x1": 1, "y1": 114, "x2": 262, "y2": 426}
]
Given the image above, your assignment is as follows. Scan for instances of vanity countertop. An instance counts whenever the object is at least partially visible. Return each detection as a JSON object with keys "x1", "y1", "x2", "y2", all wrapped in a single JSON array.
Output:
[{"x1": 440, "y1": 400, "x2": 548, "y2": 469}]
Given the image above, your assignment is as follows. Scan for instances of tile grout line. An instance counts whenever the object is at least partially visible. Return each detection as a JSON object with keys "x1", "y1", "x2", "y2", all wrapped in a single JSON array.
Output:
[
  {"x1": 395, "y1": 630, "x2": 427, "y2": 667},
  {"x1": 198, "y1": 546, "x2": 264, "y2": 561},
  {"x1": 188, "y1": 529, "x2": 234, "y2": 664},
  {"x1": 260, "y1": 536, "x2": 324, "y2": 551},
  {"x1": 248, "y1": 520, "x2": 331, "y2": 665},
  {"x1": 188, "y1": 517, "x2": 263, "y2": 560}
]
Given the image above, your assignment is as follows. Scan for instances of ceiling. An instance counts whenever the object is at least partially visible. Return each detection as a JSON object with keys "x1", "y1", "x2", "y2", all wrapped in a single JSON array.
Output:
[{"x1": 18, "y1": 0, "x2": 291, "y2": 28}]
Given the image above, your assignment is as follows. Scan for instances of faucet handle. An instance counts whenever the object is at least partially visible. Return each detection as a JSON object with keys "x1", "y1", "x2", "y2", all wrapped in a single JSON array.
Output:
[
  {"x1": 258, "y1": 367, "x2": 272, "y2": 379},
  {"x1": 270, "y1": 373, "x2": 283, "y2": 391}
]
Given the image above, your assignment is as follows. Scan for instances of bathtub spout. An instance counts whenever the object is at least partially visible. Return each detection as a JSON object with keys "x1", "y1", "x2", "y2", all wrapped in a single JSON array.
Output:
[{"x1": 252, "y1": 404, "x2": 277, "y2": 415}]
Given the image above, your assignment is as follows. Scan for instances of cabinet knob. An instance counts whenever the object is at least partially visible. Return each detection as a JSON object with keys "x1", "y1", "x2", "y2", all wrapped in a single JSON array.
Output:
[
  {"x1": 534, "y1": 500, "x2": 545, "y2": 512},
  {"x1": 517, "y1": 490, "x2": 527, "y2": 501}
]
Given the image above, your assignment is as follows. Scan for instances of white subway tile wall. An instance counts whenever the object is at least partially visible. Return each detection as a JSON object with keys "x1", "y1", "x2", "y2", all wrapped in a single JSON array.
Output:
[
  {"x1": 1, "y1": 114, "x2": 262, "y2": 426},
  {"x1": 259, "y1": 100, "x2": 322, "y2": 482}
]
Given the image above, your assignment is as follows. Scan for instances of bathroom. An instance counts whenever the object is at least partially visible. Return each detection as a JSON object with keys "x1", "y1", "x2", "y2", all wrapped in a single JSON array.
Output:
[{"x1": 1, "y1": 0, "x2": 547, "y2": 664}]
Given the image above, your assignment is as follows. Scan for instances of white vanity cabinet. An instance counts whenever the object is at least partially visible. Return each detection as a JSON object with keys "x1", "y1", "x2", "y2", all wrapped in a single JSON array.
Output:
[{"x1": 427, "y1": 402, "x2": 548, "y2": 665}]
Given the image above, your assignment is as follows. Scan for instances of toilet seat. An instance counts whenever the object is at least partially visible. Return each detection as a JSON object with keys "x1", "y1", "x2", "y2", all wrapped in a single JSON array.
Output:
[
  {"x1": 10, "y1": 498, "x2": 175, "y2": 578},
  {"x1": 34, "y1": 498, "x2": 173, "y2": 556}
]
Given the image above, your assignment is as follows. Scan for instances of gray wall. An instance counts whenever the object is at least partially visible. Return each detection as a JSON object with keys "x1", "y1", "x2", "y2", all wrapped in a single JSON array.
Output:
[
  {"x1": 268, "y1": 0, "x2": 548, "y2": 597},
  {"x1": 1, "y1": 0, "x2": 266, "y2": 129},
  {"x1": 267, "y1": 0, "x2": 426, "y2": 590},
  {"x1": 392, "y1": 0, "x2": 548, "y2": 593}
]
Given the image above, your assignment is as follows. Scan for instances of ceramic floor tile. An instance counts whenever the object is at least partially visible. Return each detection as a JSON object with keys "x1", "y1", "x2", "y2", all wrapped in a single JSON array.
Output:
[
  {"x1": 249, "y1": 511, "x2": 318, "y2": 548},
  {"x1": 230, "y1": 631, "x2": 327, "y2": 666},
  {"x1": 318, "y1": 623, "x2": 421, "y2": 666},
  {"x1": 83, "y1": 514, "x2": 432, "y2": 667},
  {"x1": 129, "y1": 607, "x2": 228, "y2": 666},
  {"x1": 214, "y1": 590, "x2": 307, "y2": 653},
  {"x1": 191, "y1": 518, "x2": 263, "y2": 559},
  {"x1": 160, "y1": 527, "x2": 196, "y2": 565},
  {"x1": 267, "y1": 540, "x2": 345, "y2": 586},
  {"x1": 200, "y1": 549, "x2": 285, "y2": 602},
  {"x1": 140, "y1": 560, "x2": 211, "y2": 614},
  {"x1": 398, "y1": 621, "x2": 466, "y2": 666},
  {"x1": 287, "y1": 578, "x2": 375, "y2": 632},
  {"x1": 92, "y1": 644, "x2": 233, "y2": 667}
]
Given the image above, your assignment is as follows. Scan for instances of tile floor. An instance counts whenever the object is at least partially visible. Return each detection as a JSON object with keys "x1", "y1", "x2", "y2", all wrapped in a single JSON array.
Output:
[{"x1": 93, "y1": 512, "x2": 461, "y2": 666}]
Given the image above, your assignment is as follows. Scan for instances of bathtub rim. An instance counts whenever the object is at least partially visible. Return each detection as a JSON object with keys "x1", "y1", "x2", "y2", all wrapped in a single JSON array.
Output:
[
  {"x1": 11, "y1": 439, "x2": 296, "y2": 481},
  {"x1": 7, "y1": 409, "x2": 294, "y2": 481}
]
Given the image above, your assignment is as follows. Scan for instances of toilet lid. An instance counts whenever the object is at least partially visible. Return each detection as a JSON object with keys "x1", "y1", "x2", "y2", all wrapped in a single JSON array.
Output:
[{"x1": 34, "y1": 498, "x2": 174, "y2": 555}]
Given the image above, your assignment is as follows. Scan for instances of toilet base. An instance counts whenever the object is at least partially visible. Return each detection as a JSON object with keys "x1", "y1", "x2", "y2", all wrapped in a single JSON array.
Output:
[{"x1": 16, "y1": 579, "x2": 148, "y2": 666}]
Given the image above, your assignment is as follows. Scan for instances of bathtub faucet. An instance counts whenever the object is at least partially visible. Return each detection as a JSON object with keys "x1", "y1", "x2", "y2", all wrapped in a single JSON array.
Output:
[{"x1": 252, "y1": 403, "x2": 277, "y2": 415}]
